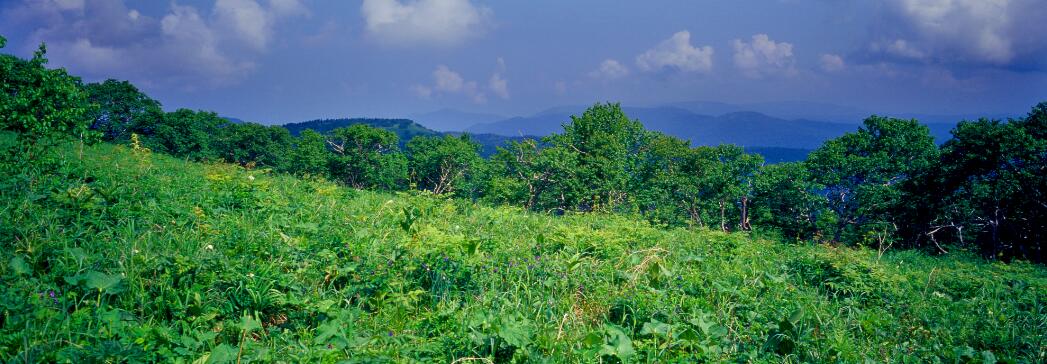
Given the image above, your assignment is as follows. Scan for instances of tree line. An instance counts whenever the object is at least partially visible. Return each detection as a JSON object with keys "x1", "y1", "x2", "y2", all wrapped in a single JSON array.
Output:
[{"x1": 2, "y1": 36, "x2": 1044, "y2": 262}]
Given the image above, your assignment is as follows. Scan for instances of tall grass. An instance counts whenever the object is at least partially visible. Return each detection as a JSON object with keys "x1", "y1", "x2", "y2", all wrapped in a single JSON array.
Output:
[{"x1": 1, "y1": 132, "x2": 1044, "y2": 362}]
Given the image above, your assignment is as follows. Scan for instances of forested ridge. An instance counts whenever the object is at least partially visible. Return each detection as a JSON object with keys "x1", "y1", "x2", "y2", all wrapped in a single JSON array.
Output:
[
  {"x1": 4, "y1": 37, "x2": 1041, "y2": 263},
  {"x1": 2, "y1": 35, "x2": 1046, "y2": 362}
]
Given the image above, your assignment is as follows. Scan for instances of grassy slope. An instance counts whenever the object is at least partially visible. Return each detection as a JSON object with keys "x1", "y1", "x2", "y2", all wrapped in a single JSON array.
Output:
[{"x1": 1, "y1": 135, "x2": 1044, "y2": 363}]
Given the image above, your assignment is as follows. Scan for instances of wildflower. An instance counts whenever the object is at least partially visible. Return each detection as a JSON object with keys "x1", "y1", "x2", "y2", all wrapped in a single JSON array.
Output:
[
  {"x1": 247, "y1": 175, "x2": 255, "y2": 181},
  {"x1": 132, "y1": 249, "x2": 140, "y2": 254},
  {"x1": 388, "y1": 331, "x2": 394, "y2": 337},
  {"x1": 206, "y1": 244, "x2": 214, "y2": 250},
  {"x1": 247, "y1": 273, "x2": 255, "y2": 278}
]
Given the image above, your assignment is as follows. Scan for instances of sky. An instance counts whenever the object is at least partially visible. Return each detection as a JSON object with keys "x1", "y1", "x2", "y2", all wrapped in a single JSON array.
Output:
[{"x1": 1, "y1": 0, "x2": 1046, "y2": 125}]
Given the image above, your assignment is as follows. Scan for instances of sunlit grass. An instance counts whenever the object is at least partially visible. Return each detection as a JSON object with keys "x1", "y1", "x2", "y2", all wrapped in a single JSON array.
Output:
[{"x1": 1, "y1": 132, "x2": 1044, "y2": 362}]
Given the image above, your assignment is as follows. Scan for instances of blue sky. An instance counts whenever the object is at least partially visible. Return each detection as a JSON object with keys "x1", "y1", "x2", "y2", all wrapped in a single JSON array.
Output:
[{"x1": 2, "y1": 0, "x2": 1046, "y2": 124}]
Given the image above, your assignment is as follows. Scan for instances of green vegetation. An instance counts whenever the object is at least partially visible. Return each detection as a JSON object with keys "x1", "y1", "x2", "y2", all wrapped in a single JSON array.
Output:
[
  {"x1": 2, "y1": 34, "x2": 1047, "y2": 362},
  {"x1": 1, "y1": 133, "x2": 1044, "y2": 362}
]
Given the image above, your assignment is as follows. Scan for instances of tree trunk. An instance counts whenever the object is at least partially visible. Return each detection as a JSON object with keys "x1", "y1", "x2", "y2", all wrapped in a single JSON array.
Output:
[
  {"x1": 739, "y1": 196, "x2": 751, "y2": 231},
  {"x1": 719, "y1": 199, "x2": 727, "y2": 232}
]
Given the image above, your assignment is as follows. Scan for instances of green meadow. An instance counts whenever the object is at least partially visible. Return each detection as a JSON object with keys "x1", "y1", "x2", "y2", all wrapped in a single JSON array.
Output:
[{"x1": 1, "y1": 134, "x2": 1044, "y2": 363}]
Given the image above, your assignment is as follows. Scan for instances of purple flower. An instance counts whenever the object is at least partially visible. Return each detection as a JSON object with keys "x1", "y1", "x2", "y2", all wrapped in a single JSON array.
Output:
[
  {"x1": 388, "y1": 331, "x2": 394, "y2": 337},
  {"x1": 48, "y1": 291, "x2": 55, "y2": 298}
]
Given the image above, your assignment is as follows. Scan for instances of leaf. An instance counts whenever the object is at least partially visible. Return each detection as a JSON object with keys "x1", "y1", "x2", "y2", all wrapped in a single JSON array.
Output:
[
  {"x1": 8, "y1": 256, "x2": 31, "y2": 276},
  {"x1": 597, "y1": 324, "x2": 635, "y2": 361},
  {"x1": 238, "y1": 312, "x2": 263, "y2": 333},
  {"x1": 496, "y1": 316, "x2": 533, "y2": 348},
  {"x1": 206, "y1": 344, "x2": 238, "y2": 364},
  {"x1": 640, "y1": 319, "x2": 670, "y2": 337},
  {"x1": 788, "y1": 308, "x2": 804, "y2": 324},
  {"x1": 981, "y1": 350, "x2": 997, "y2": 364},
  {"x1": 84, "y1": 271, "x2": 125, "y2": 294}
]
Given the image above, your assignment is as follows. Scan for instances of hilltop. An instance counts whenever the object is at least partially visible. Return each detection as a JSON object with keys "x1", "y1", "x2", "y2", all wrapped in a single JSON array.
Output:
[
  {"x1": 1, "y1": 133, "x2": 1043, "y2": 362},
  {"x1": 281, "y1": 117, "x2": 527, "y2": 157}
]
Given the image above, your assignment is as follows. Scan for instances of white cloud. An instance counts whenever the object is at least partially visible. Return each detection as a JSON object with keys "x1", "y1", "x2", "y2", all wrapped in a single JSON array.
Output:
[
  {"x1": 413, "y1": 64, "x2": 488, "y2": 103},
  {"x1": 589, "y1": 59, "x2": 630, "y2": 80},
  {"x1": 433, "y1": 65, "x2": 467, "y2": 92},
  {"x1": 361, "y1": 0, "x2": 491, "y2": 46},
  {"x1": 2, "y1": 0, "x2": 307, "y2": 88},
  {"x1": 411, "y1": 84, "x2": 433, "y2": 99},
  {"x1": 488, "y1": 57, "x2": 509, "y2": 99},
  {"x1": 554, "y1": 80, "x2": 567, "y2": 95},
  {"x1": 819, "y1": 53, "x2": 845, "y2": 72},
  {"x1": 731, "y1": 34, "x2": 796, "y2": 78},
  {"x1": 214, "y1": 0, "x2": 308, "y2": 51},
  {"x1": 636, "y1": 30, "x2": 714, "y2": 73},
  {"x1": 214, "y1": 0, "x2": 270, "y2": 50},
  {"x1": 872, "y1": 0, "x2": 1047, "y2": 69}
]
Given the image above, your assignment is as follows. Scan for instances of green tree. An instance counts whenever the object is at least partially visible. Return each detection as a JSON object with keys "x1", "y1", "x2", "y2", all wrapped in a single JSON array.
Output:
[
  {"x1": 327, "y1": 124, "x2": 408, "y2": 190},
  {"x1": 289, "y1": 129, "x2": 329, "y2": 177},
  {"x1": 214, "y1": 122, "x2": 293, "y2": 170},
  {"x1": 907, "y1": 105, "x2": 1047, "y2": 261},
  {"x1": 630, "y1": 132, "x2": 698, "y2": 226},
  {"x1": 83, "y1": 79, "x2": 163, "y2": 142},
  {"x1": 148, "y1": 109, "x2": 227, "y2": 161},
  {"x1": 552, "y1": 102, "x2": 647, "y2": 211},
  {"x1": 751, "y1": 162, "x2": 824, "y2": 240},
  {"x1": 806, "y1": 115, "x2": 939, "y2": 245},
  {"x1": 407, "y1": 134, "x2": 483, "y2": 195},
  {"x1": 0, "y1": 42, "x2": 94, "y2": 155},
  {"x1": 486, "y1": 138, "x2": 582, "y2": 212}
]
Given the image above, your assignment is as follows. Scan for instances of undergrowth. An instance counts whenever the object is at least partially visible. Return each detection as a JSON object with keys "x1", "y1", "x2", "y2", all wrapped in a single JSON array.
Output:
[{"x1": 1, "y1": 133, "x2": 1044, "y2": 362}]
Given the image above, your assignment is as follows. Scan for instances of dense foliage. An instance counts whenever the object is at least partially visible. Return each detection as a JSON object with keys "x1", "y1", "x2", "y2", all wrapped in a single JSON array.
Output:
[
  {"x1": 2, "y1": 38, "x2": 1045, "y2": 263},
  {"x1": 1, "y1": 134, "x2": 1043, "y2": 362},
  {"x1": 2, "y1": 35, "x2": 1047, "y2": 361}
]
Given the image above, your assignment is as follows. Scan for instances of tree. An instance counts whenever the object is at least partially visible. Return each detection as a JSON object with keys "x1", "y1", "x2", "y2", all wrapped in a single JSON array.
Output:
[
  {"x1": 148, "y1": 109, "x2": 227, "y2": 161},
  {"x1": 751, "y1": 162, "x2": 824, "y2": 240},
  {"x1": 214, "y1": 122, "x2": 293, "y2": 170},
  {"x1": 327, "y1": 124, "x2": 408, "y2": 190},
  {"x1": 907, "y1": 105, "x2": 1047, "y2": 261},
  {"x1": 553, "y1": 102, "x2": 648, "y2": 211},
  {"x1": 83, "y1": 79, "x2": 163, "y2": 142},
  {"x1": 486, "y1": 138, "x2": 582, "y2": 212},
  {"x1": 806, "y1": 115, "x2": 939, "y2": 245},
  {"x1": 631, "y1": 132, "x2": 699, "y2": 226},
  {"x1": 407, "y1": 134, "x2": 483, "y2": 195},
  {"x1": 289, "y1": 129, "x2": 329, "y2": 177},
  {"x1": 0, "y1": 42, "x2": 94, "y2": 155}
]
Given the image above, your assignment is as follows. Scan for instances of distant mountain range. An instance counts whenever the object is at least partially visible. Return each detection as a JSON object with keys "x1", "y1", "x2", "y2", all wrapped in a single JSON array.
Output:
[
  {"x1": 281, "y1": 118, "x2": 527, "y2": 157},
  {"x1": 466, "y1": 105, "x2": 963, "y2": 150},
  {"x1": 240, "y1": 100, "x2": 1015, "y2": 164},
  {"x1": 409, "y1": 108, "x2": 506, "y2": 132}
]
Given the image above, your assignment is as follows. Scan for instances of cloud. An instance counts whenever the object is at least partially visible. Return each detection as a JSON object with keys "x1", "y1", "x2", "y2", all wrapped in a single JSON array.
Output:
[
  {"x1": 589, "y1": 59, "x2": 630, "y2": 80},
  {"x1": 213, "y1": 0, "x2": 308, "y2": 51},
  {"x1": 819, "y1": 53, "x2": 845, "y2": 72},
  {"x1": 413, "y1": 64, "x2": 489, "y2": 103},
  {"x1": 635, "y1": 30, "x2": 714, "y2": 73},
  {"x1": 1, "y1": 0, "x2": 306, "y2": 88},
  {"x1": 731, "y1": 34, "x2": 796, "y2": 78},
  {"x1": 870, "y1": 0, "x2": 1047, "y2": 70},
  {"x1": 554, "y1": 80, "x2": 567, "y2": 95},
  {"x1": 360, "y1": 0, "x2": 491, "y2": 47},
  {"x1": 488, "y1": 57, "x2": 509, "y2": 99}
]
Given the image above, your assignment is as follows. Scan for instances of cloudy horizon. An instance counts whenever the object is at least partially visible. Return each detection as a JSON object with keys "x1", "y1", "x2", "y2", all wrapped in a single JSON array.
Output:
[{"x1": 2, "y1": 0, "x2": 1045, "y2": 124}]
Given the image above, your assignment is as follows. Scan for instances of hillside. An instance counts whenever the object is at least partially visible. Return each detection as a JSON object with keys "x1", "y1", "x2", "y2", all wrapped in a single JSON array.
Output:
[
  {"x1": 411, "y1": 108, "x2": 506, "y2": 132},
  {"x1": 468, "y1": 106, "x2": 959, "y2": 150},
  {"x1": 281, "y1": 118, "x2": 528, "y2": 157},
  {"x1": 2, "y1": 133, "x2": 1043, "y2": 362}
]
